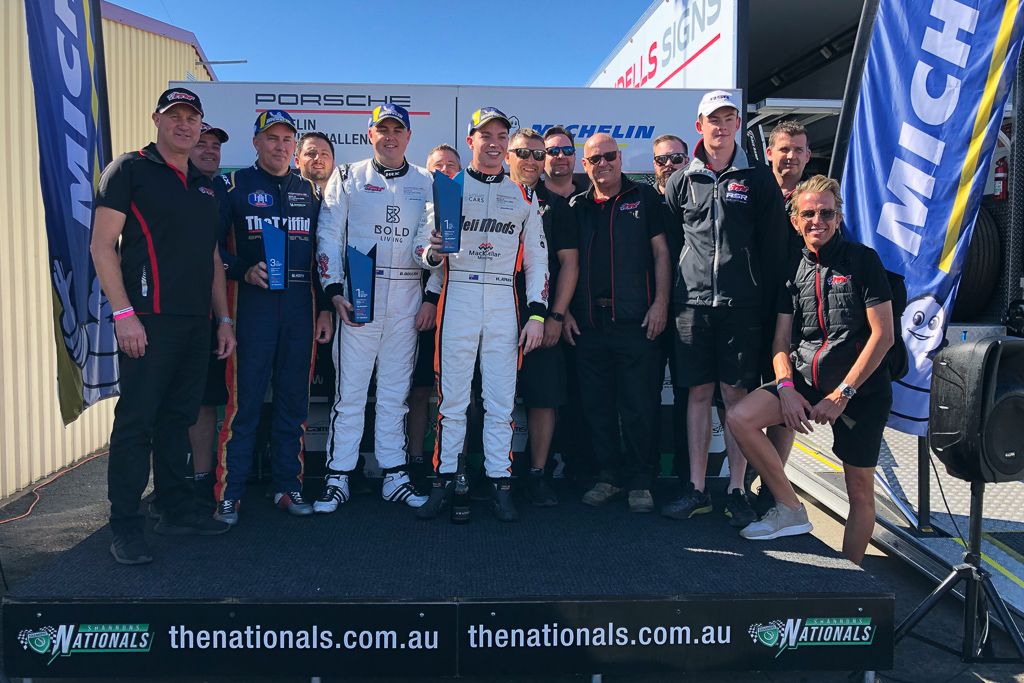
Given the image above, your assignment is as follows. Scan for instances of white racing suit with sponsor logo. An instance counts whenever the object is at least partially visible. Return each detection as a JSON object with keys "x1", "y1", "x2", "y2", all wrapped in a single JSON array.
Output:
[
  {"x1": 418, "y1": 168, "x2": 549, "y2": 478},
  {"x1": 317, "y1": 159, "x2": 433, "y2": 473}
]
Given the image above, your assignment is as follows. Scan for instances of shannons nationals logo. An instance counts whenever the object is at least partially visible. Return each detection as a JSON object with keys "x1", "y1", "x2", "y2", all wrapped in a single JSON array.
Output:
[
  {"x1": 748, "y1": 617, "x2": 874, "y2": 658},
  {"x1": 829, "y1": 274, "x2": 851, "y2": 285},
  {"x1": 318, "y1": 253, "x2": 330, "y2": 279},
  {"x1": 199, "y1": 187, "x2": 214, "y2": 197},
  {"x1": 619, "y1": 200, "x2": 641, "y2": 211},
  {"x1": 728, "y1": 181, "x2": 749, "y2": 193},
  {"x1": 19, "y1": 624, "x2": 152, "y2": 665},
  {"x1": 364, "y1": 183, "x2": 385, "y2": 193},
  {"x1": 166, "y1": 91, "x2": 195, "y2": 102}
]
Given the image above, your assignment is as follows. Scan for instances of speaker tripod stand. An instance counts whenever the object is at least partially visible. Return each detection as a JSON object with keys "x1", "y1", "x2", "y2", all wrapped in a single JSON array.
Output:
[{"x1": 895, "y1": 481, "x2": 1024, "y2": 662}]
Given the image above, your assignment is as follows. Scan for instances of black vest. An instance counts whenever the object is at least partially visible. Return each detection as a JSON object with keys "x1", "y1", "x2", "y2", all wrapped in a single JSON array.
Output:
[{"x1": 570, "y1": 178, "x2": 660, "y2": 326}]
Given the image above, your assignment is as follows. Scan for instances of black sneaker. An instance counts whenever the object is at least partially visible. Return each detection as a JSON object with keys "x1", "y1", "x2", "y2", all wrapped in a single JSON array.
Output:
[
  {"x1": 416, "y1": 477, "x2": 454, "y2": 520},
  {"x1": 526, "y1": 470, "x2": 558, "y2": 507},
  {"x1": 752, "y1": 485, "x2": 776, "y2": 518},
  {"x1": 491, "y1": 478, "x2": 519, "y2": 522},
  {"x1": 724, "y1": 488, "x2": 758, "y2": 528},
  {"x1": 154, "y1": 511, "x2": 231, "y2": 536},
  {"x1": 110, "y1": 532, "x2": 153, "y2": 565},
  {"x1": 660, "y1": 484, "x2": 713, "y2": 520}
]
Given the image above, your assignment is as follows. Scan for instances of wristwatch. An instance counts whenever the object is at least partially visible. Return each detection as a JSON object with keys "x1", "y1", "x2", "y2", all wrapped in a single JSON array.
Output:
[
  {"x1": 838, "y1": 383, "x2": 857, "y2": 400},
  {"x1": 217, "y1": 316, "x2": 234, "y2": 326},
  {"x1": 548, "y1": 311, "x2": 565, "y2": 322}
]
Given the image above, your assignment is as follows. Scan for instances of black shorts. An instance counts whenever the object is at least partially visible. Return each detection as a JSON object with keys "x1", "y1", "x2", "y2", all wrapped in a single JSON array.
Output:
[
  {"x1": 761, "y1": 374, "x2": 891, "y2": 468},
  {"x1": 412, "y1": 329, "x2": 435, "y2": 389},
  {"x1": 202, "y1": 321, "x2": 227, "y2": 406},
  {"x1": 674, "y1": 305, "x2": 761, "y2": 389},
  {"x1": 518, "y1": 342, "x2": 567, "y2": 408},
  {"x1": 760, "y1": 318, "x2": 778, "y2": 384}
]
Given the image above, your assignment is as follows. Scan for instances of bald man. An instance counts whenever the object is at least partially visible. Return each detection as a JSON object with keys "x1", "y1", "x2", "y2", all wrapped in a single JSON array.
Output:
[{"x1": 564, "y1": 133, "x2": 672, "y2": 514}]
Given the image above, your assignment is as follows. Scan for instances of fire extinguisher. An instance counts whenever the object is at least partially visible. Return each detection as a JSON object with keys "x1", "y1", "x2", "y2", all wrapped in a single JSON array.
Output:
[{"x1": 994, "y1": 156, "x2": 1009, "y2": 201}]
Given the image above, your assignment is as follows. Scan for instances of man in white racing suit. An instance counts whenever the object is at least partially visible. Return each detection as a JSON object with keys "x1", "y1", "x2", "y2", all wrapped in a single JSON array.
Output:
[
  {"x1": 314, "y1": 104, "x2": 433, "y2": 511},
  {"x1": 415, "y1": 107, "x2": 549, "y2": 522}
]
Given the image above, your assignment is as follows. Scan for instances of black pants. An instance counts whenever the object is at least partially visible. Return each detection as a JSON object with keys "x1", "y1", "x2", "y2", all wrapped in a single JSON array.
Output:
[
  {"x1": 575, "y1": 309, "x2": 661, "y2": 490},
  {"x1": 652, "y1": 330, "x2": 690, "y2": 481},
  {"x1": 108, "y1": 315, "x2": 209, "y2": 534}
]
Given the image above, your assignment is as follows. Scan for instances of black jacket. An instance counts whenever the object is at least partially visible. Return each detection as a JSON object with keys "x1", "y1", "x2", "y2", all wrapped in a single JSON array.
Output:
[
  {"x1": 94, "y1": 143, "x2": 220, "y2": 316},
  {"x1": 664, "y1": 141, "x2": 790, "y2": 309},
  {"x1": 782, "y1": 231, "x2": 893, "y2": 395},
  {"x1": 569, "y1": 177, "x2": 668, "y2": 326}
]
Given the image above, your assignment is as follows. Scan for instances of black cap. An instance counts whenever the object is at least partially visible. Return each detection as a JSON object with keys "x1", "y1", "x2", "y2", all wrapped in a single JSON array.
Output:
[
  {"x1": 200, "y1": 122, "x2": 229, "y2": 143},
  {"x1": 155, "y1": 87, "x2": 204, "y2": 116}
]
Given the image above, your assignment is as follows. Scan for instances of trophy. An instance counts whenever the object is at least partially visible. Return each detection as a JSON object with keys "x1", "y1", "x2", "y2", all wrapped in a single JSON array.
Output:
[
  {"x1": 346, "y1": 244, "x2": 376, "y2": 324},
  {"x1": 433, "y1": 170, "x2": 464, "y2": 254},
  {"x1": 262, "y1": 218, "x2": 286, "y2": 290}
]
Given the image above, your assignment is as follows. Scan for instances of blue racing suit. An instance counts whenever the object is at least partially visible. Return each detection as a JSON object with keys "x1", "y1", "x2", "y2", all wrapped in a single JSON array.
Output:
[{"x1": 215, "y1": 163, "x2": 324, "y2": 501}]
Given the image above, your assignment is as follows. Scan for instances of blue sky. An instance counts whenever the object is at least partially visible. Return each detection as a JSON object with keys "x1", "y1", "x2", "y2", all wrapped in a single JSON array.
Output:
[{"x1": 109, "y1": 0, "x2": 653, "y2": 86}]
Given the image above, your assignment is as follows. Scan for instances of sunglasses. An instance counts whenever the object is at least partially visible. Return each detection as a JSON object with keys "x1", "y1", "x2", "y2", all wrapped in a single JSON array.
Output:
[
  {"x1": 545, "y1": 145, "x2": 576, "y2": 157},
  {"x1": 509, "y1": 148, "x2": 546, "y2": 161},
  {"x1": 797, "y1": 208, "x2": 838, "y2": 221},
  {"x1": 654, "y1": 153, "x2": 688, "y2": 166},
  {"x1": 583, "y1": 151, "x2": 619, "y2": 165}
]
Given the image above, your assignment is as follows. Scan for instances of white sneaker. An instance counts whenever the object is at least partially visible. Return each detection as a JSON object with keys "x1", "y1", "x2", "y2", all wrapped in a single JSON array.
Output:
[
  {"x1": 313, "y1": 475, "x2": 350, "y2": 514},
  {"x1": 740, "y1": 503, "x2": 813, "y2": 540},
  {"x1": 382, "y1": 471, "x2": 428, "y2": 508}
]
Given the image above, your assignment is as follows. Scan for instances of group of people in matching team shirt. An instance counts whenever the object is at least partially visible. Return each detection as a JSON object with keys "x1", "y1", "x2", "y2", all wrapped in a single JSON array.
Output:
[{"x1": 96, "y1": 87, "x2": 895, "y2": 568}]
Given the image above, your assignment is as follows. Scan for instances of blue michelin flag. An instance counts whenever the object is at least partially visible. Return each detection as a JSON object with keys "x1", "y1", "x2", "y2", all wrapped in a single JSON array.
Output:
[
  {"x1": 841, "y1": 0, "x2": 1024, "y2": 435},
  {"x1": 24, "y1": 0, "x2": 118, "y2": 424}
]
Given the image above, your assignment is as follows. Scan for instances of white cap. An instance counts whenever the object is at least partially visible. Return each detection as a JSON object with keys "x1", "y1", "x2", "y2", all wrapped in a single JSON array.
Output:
[{"x1": 697, "y1": 90, "x2": 739, "y2": 118}]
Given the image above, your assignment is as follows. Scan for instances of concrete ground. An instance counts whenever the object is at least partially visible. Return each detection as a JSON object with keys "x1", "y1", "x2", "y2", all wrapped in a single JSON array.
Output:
[{"x1": 0, "y1": 451, "x2": 1021, "y2": 683}]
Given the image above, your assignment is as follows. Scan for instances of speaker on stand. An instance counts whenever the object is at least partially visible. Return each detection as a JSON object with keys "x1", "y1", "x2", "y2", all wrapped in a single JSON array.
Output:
[{"x1": 894, "y1": 337, "x2": 1024, "y2": 662}]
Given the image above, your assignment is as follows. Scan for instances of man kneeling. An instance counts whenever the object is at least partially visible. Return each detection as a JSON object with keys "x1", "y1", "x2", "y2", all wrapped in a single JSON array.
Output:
[{"x1": 727, "y1": 175, "x2": 894, "y2": 565}]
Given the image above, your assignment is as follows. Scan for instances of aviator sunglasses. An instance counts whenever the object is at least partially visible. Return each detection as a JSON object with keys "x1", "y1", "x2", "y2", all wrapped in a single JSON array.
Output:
[{"x1": 798, "y1": 208, "x2": 838, "y2": 221}]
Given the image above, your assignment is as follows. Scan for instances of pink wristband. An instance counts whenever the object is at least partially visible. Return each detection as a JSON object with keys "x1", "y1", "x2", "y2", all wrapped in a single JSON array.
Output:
[
  {"x1": 777, "y1": 379, "x2": 794, "y2": 390},
  {"x1": 113, "y1": 307, "x2": 135, "y2": 321}
]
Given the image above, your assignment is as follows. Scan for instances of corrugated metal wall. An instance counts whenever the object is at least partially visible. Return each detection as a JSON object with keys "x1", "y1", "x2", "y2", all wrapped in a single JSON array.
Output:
[{"x1": 0, "y1": 3, "x2": 211, "y2": 499}]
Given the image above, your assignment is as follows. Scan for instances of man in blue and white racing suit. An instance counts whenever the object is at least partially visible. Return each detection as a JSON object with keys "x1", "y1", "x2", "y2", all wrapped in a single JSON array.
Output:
[{"x1": 315, "y1": 104, "x2": 433, "y2": 511}]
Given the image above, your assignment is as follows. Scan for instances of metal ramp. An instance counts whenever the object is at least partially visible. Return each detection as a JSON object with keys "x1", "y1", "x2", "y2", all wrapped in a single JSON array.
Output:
[{"x1": 787, "y1": 424, "x2": 1024, "y2": 618}]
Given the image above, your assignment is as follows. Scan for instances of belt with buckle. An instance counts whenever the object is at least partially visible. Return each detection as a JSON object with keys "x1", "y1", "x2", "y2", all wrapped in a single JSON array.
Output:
[{"x1": 594, "y1": 297, "x2": 613, "y2": 308}]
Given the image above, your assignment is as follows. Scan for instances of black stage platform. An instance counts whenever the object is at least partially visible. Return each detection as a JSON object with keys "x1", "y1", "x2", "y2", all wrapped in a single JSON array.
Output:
[{"x1": 4, "y1": 485, "x2": 894, "y2": 678}]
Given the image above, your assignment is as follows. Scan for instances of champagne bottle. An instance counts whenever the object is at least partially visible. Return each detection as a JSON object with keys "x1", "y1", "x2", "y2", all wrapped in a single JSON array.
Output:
[{"x1": 451, "y1": 452, "x2": 470, "y2": 524}]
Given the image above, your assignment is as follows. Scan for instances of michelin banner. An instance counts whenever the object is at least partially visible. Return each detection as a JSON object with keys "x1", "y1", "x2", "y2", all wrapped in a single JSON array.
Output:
[
  {"x1": 841, "y1": 0, "x2": 1024, "y2": 434},
  {"x1": 24, "y1": 0, "x2": 119, "y2": 423}
]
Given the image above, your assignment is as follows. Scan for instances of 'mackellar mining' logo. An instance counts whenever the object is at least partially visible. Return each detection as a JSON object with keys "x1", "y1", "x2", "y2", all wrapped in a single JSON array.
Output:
[
  {"x1": 19, "y1": 624, "x2": 152, "y2": 665},
  {"x1": 748, "y1": 617, "x2": 874, "y2": 658}
]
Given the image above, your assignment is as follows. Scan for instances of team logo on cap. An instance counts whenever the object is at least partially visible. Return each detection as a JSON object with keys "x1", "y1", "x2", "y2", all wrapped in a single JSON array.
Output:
[
  {"x1": 167, "y1": 91, "x2": 196, "y2": 102},
  {"x1": 254, "y1": 110, "x2": 296, "y2": 135}
]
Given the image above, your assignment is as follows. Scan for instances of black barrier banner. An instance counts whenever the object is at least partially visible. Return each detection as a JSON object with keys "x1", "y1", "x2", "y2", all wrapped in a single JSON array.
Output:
[{"x1": 5, "y1": 596, "x2": 893, "y2": 677}]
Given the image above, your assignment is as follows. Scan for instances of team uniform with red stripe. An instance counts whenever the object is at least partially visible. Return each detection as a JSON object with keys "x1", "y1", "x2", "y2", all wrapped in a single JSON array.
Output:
[
  {"x1": 418, "y1": 167, "x2": 549, "y2": 478},
  {"x1": 96, "y1": 143, "x2": 221, "y2": 535}
]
